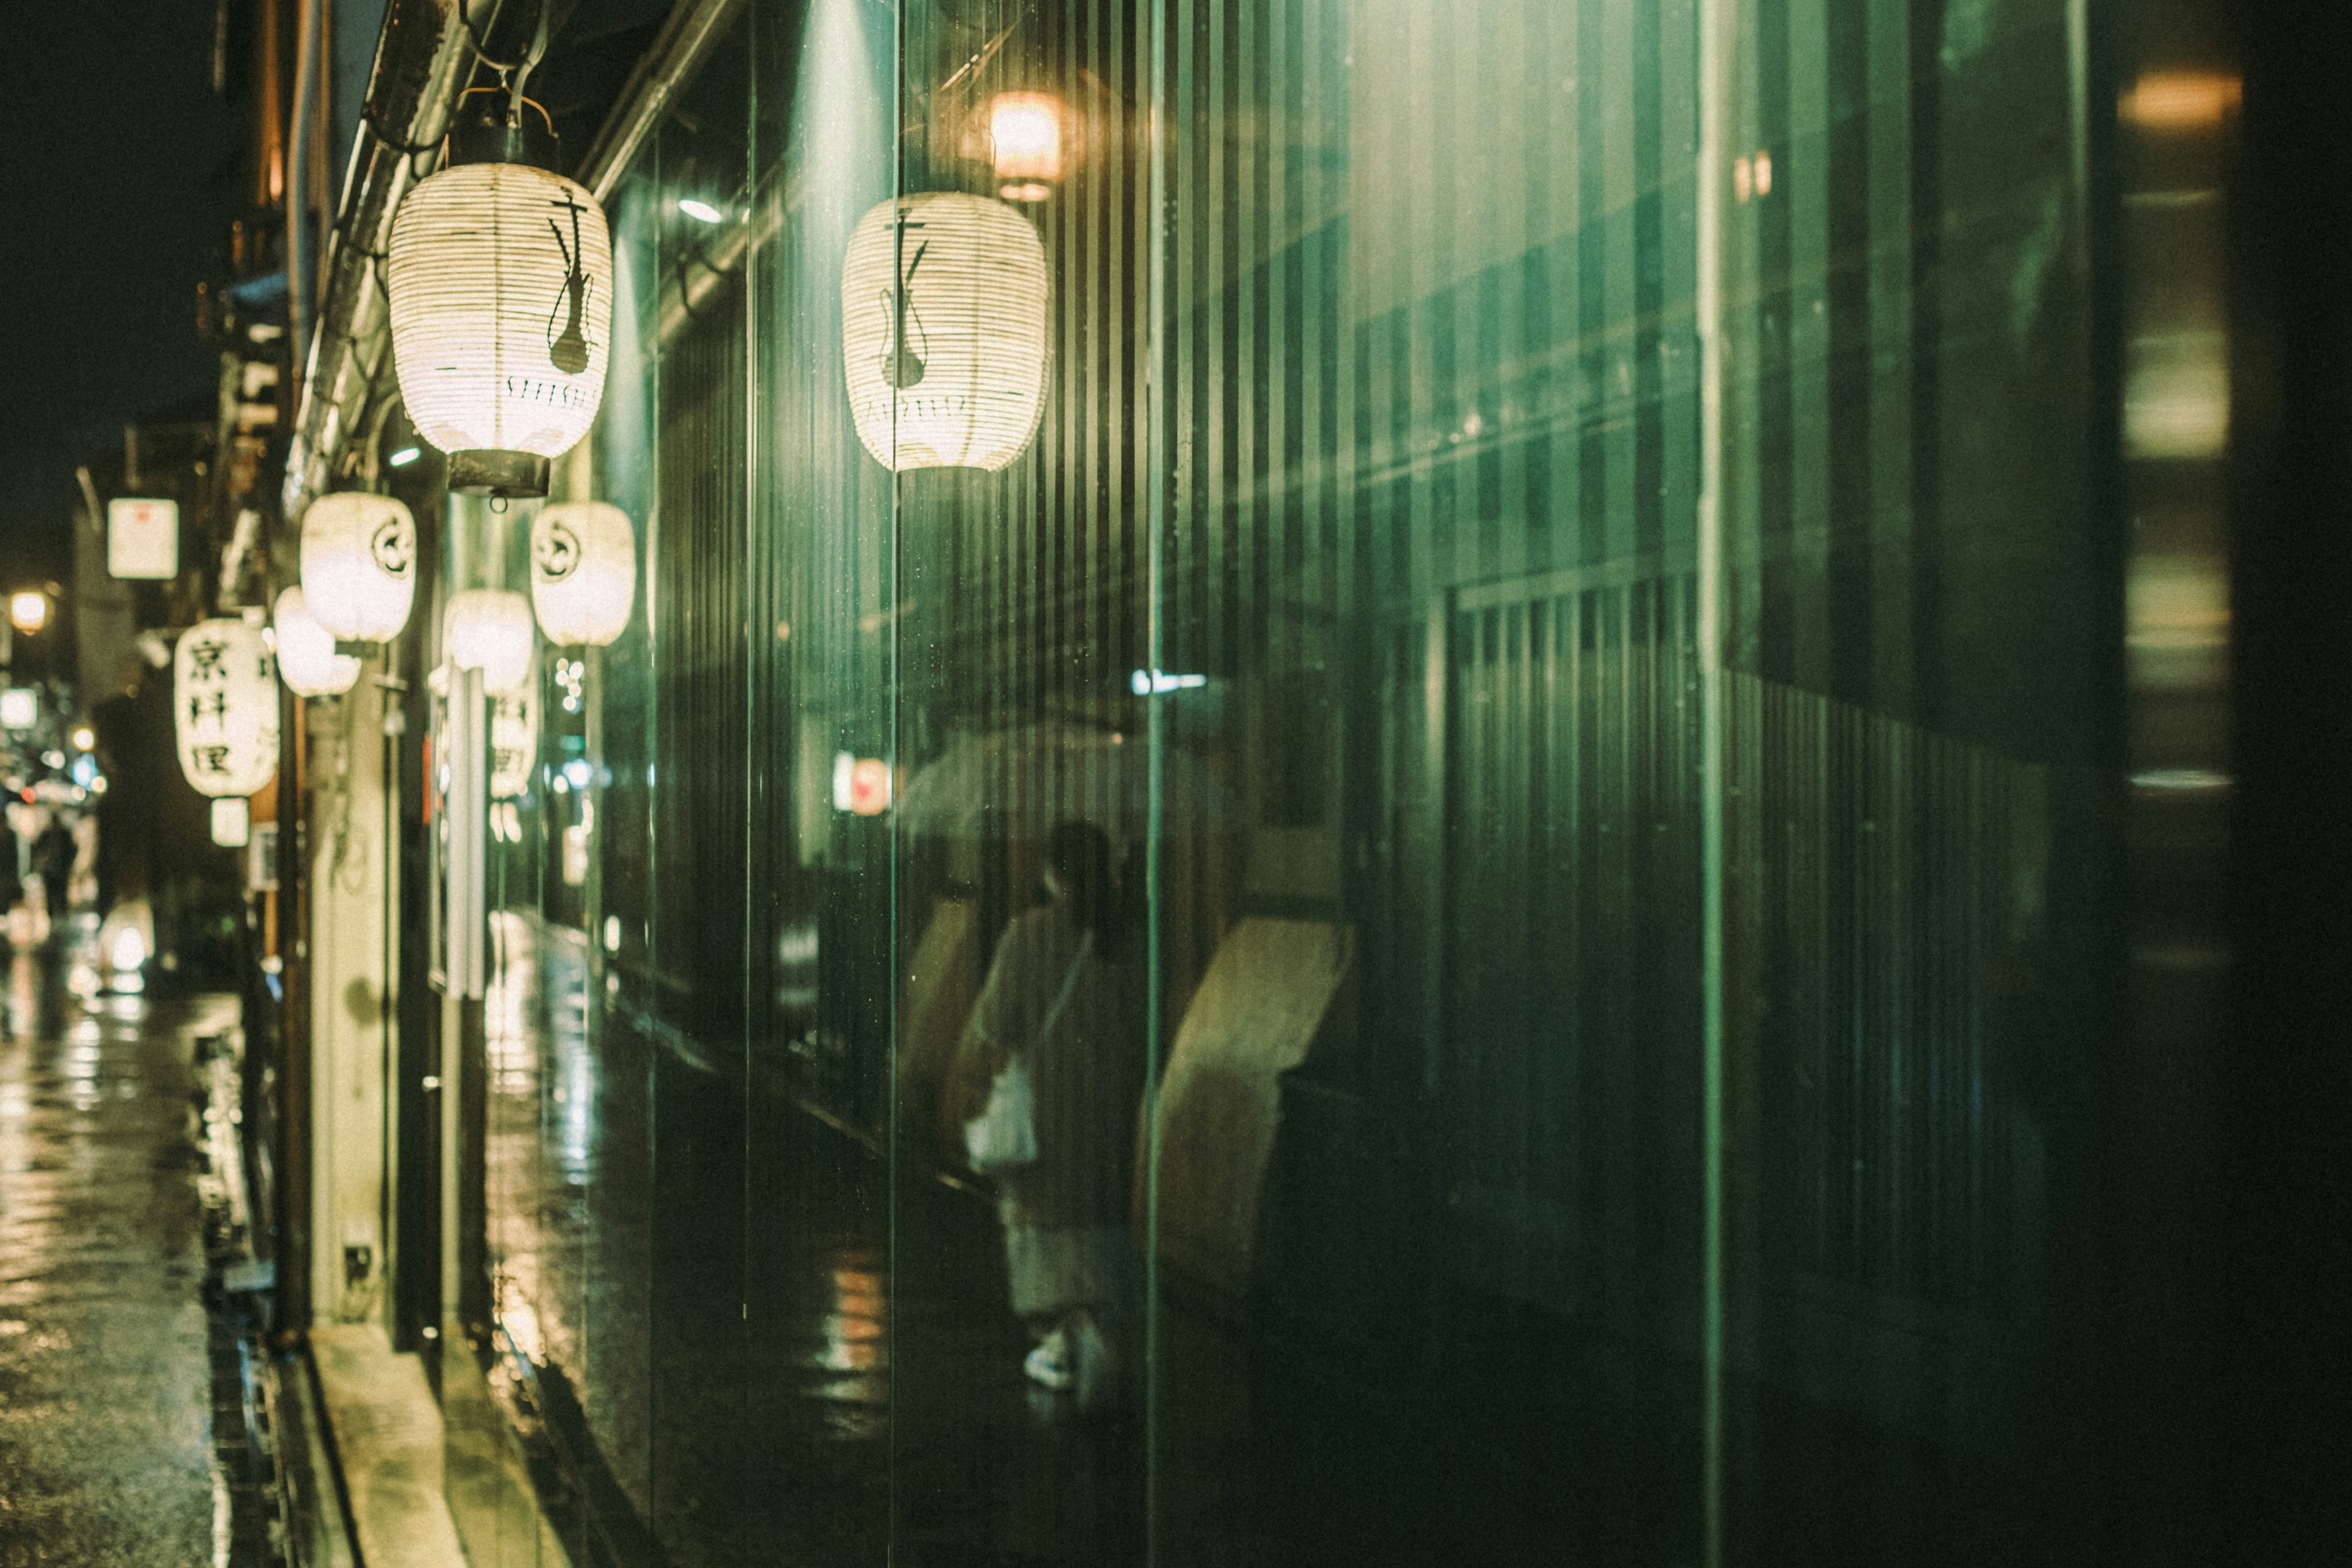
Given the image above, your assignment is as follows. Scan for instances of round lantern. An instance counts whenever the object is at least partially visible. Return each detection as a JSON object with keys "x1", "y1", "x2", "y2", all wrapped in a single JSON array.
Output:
[
  {"x1": 273, "y1": 587, "x2": 361, "y2": 697},
  {"x1": 841, "y1": 193, "x2": 1049, "y2": 472},
  {"x1": 301, "y1": 492, "x2": 417, "y2": 643},
  {"x1": 530, "y1": 502, "x2": 635, "y2": 646},
  {"x1": 445, "y1": 590, "x2": 536, "y2": 696},
  {"x1": 385, "y1": 157, "x2": 613, "y2": 497},
  {"x1": 175, "y1": 618, "x2": 278, "y2": 798}
]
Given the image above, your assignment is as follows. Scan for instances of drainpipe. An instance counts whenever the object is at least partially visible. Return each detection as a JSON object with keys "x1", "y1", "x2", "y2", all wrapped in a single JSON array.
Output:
[{"x1": 575, "y1": 0, "x2": 747, "y2": 204}]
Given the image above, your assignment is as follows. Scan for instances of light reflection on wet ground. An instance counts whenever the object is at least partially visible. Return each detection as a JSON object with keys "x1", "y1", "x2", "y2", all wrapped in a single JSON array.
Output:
[{"x1": 0, "y1": 946, "x2": 233, "y2": 1564}]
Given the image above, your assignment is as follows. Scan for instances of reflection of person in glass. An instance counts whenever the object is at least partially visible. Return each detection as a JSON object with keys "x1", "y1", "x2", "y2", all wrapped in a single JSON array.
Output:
[{"x1": 954, "y1": 821, "x2": 1141, "y2": 1408}]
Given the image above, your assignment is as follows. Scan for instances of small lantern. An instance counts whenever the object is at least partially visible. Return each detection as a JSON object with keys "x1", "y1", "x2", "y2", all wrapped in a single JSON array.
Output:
[
  {"x1": 530, "y1": 502, "x2": 635, "y2": 647},
  {"x1": 842, "y1": 193, "x2": 1049, "y2": 473},
  {"x1": 444, "y1": 590, "x2": 536, "y2": 696},
  {"x1": 385, "y1": 151, "x2": 614, "y2": 497},
  {"x1": 301, "y1": 493, "x2": 418, "y2": 643},
  {"x1": 273, "y1": 587, "x2": 361, "y2": 698},
  {"x1": 175, "y1": 617, "x2": 278, "y2": 797}
]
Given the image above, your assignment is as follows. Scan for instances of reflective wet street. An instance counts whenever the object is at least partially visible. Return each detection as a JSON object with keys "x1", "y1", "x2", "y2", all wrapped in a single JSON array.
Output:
[{"x1": 0, "y1": 948, "x2": 232, "y2": 1564}]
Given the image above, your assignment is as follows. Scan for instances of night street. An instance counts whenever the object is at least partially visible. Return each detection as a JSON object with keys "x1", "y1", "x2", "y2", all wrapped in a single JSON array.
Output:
[{"x1": 0, "y1": 0, "x2": 2346, "y2": 1564}]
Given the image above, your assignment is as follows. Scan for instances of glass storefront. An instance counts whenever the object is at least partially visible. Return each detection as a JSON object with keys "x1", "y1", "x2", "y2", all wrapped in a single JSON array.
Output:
[{"x1": 452, "y1": 1, "x2": 2124, "y2": 1561}]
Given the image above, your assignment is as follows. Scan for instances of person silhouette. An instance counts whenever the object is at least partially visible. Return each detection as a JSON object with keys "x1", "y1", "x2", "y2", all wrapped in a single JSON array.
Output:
[{"x1": 954, "y1": 821, "x2": 1142, "y2": 1409}]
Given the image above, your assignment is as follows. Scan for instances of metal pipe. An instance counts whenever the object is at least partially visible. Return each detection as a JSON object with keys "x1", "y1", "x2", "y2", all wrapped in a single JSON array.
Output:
[
  {"x1": 281, "y1": 0, "x2": 500, "y2": 523},
  {"x1": 448, "y1": 665, "x2": 486, "y2": 1000},
  {"x1": 287, "y1": 0, "x2": 320, "y2": 393},
  {"x1": 575, "y1": 0, "x2": 745, "y2": 205}
]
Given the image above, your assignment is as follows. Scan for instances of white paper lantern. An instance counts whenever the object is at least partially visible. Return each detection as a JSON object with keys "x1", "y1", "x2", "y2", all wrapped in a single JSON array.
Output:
[
  {"x1": 301, "y1": 492, "x2": 417, "y2": 642},
  {"x1": 273, "y1": 587, "x2": 361, "y2": 698},
  {"x1": 530, "y1": 502, "x2": 635, "y2": 646},
  {"x1": 175, "y1": 618, "x2": 278, "y2": 798},
  {"x1": 386, "y1": 162, "x2": 614, "y2": 493},
  {"x1": 842, "y1": 193, "x2": 1049, "y2": 472},
  {"x1": 445, "y1": 590, "x2": 536, "y2": 696}
]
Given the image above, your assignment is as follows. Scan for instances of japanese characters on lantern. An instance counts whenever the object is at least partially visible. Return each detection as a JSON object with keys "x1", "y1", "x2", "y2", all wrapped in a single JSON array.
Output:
[{"x1": 174, "y1": 618, "x2": 278, "y2": 798}]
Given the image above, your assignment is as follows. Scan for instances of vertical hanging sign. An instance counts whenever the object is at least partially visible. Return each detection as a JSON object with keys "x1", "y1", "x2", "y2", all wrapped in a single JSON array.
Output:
[
  {"x1": 174, "y1": 618, "x2": 278, "y2": 798},
  {"x1": 107, "y1": 497, "x2": 179, "y2": 580}
]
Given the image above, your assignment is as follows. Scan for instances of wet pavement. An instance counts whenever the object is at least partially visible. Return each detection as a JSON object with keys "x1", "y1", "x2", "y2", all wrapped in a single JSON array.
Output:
[
  {"x1": 0, "y1": 949, "x2": 235, "y2": 1564},
  {"x1": 474, "y1": 911, "x2": 1474, "y2": 1568}
]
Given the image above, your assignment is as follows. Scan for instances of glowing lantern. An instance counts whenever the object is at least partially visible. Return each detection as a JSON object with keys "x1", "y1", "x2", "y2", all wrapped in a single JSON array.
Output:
[
  {"x1": 530, "y1": 502, "x2": 635, "y2": 647},
  {"x1": 301, "y1": 493, "x2": 417, "y2": 642},
  {"x1": 273, "y1": 587, "x2": 361, "y2": 698},
  {"x1": 444, "y1": 590, "x2": 535, "y2": 696},
  {"x1": 385, "y1": 159, "x2": 613, "y2": 496},
  {"x1": 841, "y1": 193, "x2": 1049, "y2": 473},
  {"x1": 989, "y1": 92, "x2": 1065, "y2": 202},
  {"x1": 175, "y1": 618, "x2": 277, "y2": 797}
]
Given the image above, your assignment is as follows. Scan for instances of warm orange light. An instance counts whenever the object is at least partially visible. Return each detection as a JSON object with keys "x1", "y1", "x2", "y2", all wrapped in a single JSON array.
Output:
[
  {"x1": 848, "y1": 758, "x2": 894, "y2": 817},
  {"x1": 2120, "y1": 71, "x2": 2241, "y2": 133},
  {"x1": 989, "y1": 92, "x2": 1065, "y2": 186},
  {"x1": 8, "y1": 592, "x2": 47, "y2": 636}
]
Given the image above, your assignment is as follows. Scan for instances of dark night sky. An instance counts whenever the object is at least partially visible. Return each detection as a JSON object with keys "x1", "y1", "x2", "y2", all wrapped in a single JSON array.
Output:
[{"x1": 0, "y1": 1, "x2": 242, "y2": 590}]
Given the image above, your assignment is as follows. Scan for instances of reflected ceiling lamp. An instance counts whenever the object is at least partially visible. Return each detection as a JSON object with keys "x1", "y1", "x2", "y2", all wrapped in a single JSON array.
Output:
[
  {"x1": 174, "y1": 617, "x2": 278, "y2": 798},
  {"x1": 273, "y1": 587, "x2": 361, "y2": 698},
  {"x1": 385, "y1": 108, "x2": 612, "y2": 499},
  {"x1": 988, "y1": 92, "x2": 1066, "y2": 203},
  {"x1": 444, "y1": 589, "x2": 536, "y2": 697},
  {"x1": 301, "y1": 492, "x2": 418, "y2": 643},
  {"x1": 529, "y1": 502, "x2": 635, "y2": 647},
  {"x1": 842, "y1": 193, "x2": 1049, "y2": 473}
]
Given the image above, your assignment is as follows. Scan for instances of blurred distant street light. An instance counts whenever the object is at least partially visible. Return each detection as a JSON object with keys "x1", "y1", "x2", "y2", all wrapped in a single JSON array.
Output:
[
  {"x1": 9, "y1": 591, "x2": 48, "y2": 636},
  {"x1": 70, "y1": 726, "x2": 94, "y2": 752}
]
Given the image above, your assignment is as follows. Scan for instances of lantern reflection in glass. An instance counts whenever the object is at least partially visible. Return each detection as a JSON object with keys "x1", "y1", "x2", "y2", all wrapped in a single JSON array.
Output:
[
  {"x1": 444, "y1": 590, "x2": 535, "y2": 696},
  {"x1": 842, "y1": 193, "x2": 1049, "y2": 473},
  {"x1": 273, "y1": 587, "x2": 361, "y2": 698},
  {"x1": 175, "y1": 617, "x2": 277, "y2": 797},
  {"x1": 301, "y1": 493, "x2": 417, "y2": 643},
  {"x1": 491, "y1": 684, "x2": 538, "y2": 802},
  {"x1": 530, "y1": 502, "x2": 635, "y2": 647},
  {"x1": 386, "y1": 162, "x2": 613, "y2": 491}
]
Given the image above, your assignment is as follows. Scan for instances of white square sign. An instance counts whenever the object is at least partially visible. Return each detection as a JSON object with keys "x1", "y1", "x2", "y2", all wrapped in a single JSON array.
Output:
[{"x1": 108, "y1": 497, "x2": 179, "y2": 580}]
